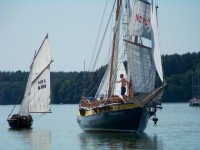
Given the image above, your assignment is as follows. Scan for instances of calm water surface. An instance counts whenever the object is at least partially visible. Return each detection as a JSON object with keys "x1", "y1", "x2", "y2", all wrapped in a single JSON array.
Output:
[{"x1": 0, "y1": 103, "x2": 200, "y2": 150}]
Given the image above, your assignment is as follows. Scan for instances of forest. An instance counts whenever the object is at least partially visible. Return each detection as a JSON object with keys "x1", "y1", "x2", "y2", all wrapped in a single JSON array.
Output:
[{"x1": 0, "y1": 52, "x2": 200, "y2": 105}]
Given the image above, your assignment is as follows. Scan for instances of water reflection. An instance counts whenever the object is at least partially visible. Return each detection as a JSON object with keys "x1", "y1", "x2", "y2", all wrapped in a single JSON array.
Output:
[
  {"x1": 8, "y1": 128, "x2": 51, "y2": 150},
  {"x1": 79, "y1": 132, "x2": 162, "y2": 150},
  {"x1": 190, "y1": 105, "x2": 200, "y2": 110}
]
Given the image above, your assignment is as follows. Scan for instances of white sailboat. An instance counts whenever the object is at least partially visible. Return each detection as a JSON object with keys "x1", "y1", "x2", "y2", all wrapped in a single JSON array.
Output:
[
  {"x1": 77, "y1": 0, "x2": 165, "y2": 132},
  {"x1": 189, "y1": 64, "x2": 200, "y2": 106},
  {"x1": 7, "y1": 34, "x2": 53, "y2": 129}
]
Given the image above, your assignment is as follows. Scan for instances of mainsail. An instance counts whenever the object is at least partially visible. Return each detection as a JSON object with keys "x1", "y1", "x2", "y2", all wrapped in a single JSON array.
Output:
[
  {"x1": 126, "y1": 41, "x2": 156, "y2": 93},
  {"x1": 126, "y1": 0, "x2": 163, "y2": 94},
  {"x1": 19, "y1": 34, "x2": 52, "y2": 116}
]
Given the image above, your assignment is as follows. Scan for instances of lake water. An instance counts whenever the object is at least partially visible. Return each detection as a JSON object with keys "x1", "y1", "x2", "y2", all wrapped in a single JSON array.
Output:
[{"x1": 0, "y1": 103, "x2": 200, "y2": 150}]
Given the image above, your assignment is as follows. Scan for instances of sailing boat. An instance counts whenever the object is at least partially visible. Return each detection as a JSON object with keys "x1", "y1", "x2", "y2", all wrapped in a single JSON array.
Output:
[
  {"x1": 189, "y1": 64, "x2": 200, "y2": 106},
  {"x1": 77, "y1": 0, "x2": 165, "y2": 133},
  {"x1": 7, "y1": 34, "x2": 53, "y2": 129}
]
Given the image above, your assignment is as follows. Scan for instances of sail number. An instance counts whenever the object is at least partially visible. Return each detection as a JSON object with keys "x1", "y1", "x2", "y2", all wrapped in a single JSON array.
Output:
[{"x1": 38, "y1": 79, "x2": 47, "y2": 90}]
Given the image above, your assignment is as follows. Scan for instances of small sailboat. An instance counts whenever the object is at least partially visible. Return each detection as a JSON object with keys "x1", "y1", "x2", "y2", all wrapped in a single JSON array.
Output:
[
  {"x1": 7, "y1": 34, "x2": 53, "y2": 129},
  {"x1": 77, "y1": 0, "x2": 165, "y2": 132},
  {"x1": 189, "y1": 64, "x2": 200, "y2": 106},
  {"x1": 189, "y1": 97, "x2": 200, "y2": 106}
]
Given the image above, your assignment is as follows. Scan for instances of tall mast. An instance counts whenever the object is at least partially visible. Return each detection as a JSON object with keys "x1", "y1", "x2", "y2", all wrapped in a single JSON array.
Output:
[
  {"x1": 83, "y1": 60, "x2": 86, "y2": 96},
  {"x1": 108, "y1": 0, "x2": 122, "y2": 97}
]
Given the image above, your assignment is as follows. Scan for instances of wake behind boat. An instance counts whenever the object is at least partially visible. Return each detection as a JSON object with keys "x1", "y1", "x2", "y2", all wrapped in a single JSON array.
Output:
[
  {"x1": 77, "y1": 0, "x2": 165, "y2": 132},
  {"x1": 7, "y1": 34, "x2": 53, "y2": 129}
]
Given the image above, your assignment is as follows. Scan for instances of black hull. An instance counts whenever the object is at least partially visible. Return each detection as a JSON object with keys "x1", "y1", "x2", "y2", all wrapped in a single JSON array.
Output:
[
  {"x1": 77, "y1": 104, "x2": 149, "y2": 133},
  {"x1": 7, "y1": 115, "x2": 33, "y2": 129},
  {"x1": 189, "y1": 103, "x2": 200, "y2": 106}
]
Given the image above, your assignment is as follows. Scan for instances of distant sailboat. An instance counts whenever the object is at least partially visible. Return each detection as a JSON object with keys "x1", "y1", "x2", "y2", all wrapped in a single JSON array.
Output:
[
  {"x1": 189, "y1": 64, "x2": 200, "y2": 106},
  {"x1": 7, "y1": 34, "x2": 53, "y2": 129},
  {"x1": 77, "y1": 0, "x2": 165, "y2": 132}
]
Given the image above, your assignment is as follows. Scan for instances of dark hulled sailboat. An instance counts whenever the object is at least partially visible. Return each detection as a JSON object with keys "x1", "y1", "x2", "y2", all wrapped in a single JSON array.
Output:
[
  {"x1": 7, "y1": 34, "x2": 53, "y2": 129},
  {"x1": 77, "y1": 0, "x2": 165, "y2": 132}
]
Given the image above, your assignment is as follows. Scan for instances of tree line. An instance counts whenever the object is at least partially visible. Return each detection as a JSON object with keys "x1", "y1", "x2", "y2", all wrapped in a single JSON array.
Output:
[{"x1": 0, "y1": 52, "x2": 200, "y2": 105}]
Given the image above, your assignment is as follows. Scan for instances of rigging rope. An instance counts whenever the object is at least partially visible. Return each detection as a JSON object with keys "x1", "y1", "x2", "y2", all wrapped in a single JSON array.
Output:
[
  {"x1": 101, "y1": 10, "x2": 114, "y2": 68},
  {"x1": 91, "y1": 0, "x2": 117, "y2": 71},
  {"x1": 8, "y1": 77, "x2": 26, "y2": 118},
  {"x1": 88, "y1": 0, "x2": 109, "y2": 71}
]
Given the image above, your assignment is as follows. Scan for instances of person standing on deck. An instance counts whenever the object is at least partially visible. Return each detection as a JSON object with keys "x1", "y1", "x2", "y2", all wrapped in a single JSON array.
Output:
[{"x1": 117, "y1": 74, "x2": 129, "y2": 99}]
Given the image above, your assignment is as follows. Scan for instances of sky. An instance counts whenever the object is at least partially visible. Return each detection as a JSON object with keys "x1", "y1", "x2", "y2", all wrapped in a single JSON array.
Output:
[{"x1": 0, "y1": 0, "x2": 200, "y2": 72}]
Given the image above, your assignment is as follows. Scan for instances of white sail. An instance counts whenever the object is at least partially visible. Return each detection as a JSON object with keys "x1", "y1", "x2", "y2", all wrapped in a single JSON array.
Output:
[
  {"x1": 19, "y1": 34, "x2": 52, "y2": 115},
  {"x1": 127, "y1": 42, "x2": 155, "y2": 93},
  {"x1": 125, "y1": 0, "x2": 163, "y2": 94},
  {"x1": 95, "y1": 63, "x2": 110, "y2": 99},
  {"x1": 151, "y1": 1, "x2": 163, "y2": 82},
  {"x1": 19, "y1": 70, "x2": 33, "y2": 116},
  {"x1": 109, "y1": 3, "x2": 123, "y2": 96},
  {"x1": 128, "y1": 0, "x2": 151, "y2": 40},
  {"x1": 29, "y1": 68, "x2": 51, "y2": 113},
  {"x1": 95, "y1": 60, "x2": 127, "y2": 99},
  {"x1": 95, "y1": 2, "x2": 123, "y2": 99}
]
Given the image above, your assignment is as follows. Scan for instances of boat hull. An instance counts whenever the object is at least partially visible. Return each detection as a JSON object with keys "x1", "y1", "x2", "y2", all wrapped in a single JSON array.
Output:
[
  {"x1": 189, "y1": 102, "x2": 200, "y2": 106},
  {"x1": 77, "y1": 105, "x2": 149, "y2": 132},
  {"x1": 7, "y1": 115, "x2": 33, "y2": 129},
  {"x1": 189, "y1": 98, "x2": 200, "y2": 106}
]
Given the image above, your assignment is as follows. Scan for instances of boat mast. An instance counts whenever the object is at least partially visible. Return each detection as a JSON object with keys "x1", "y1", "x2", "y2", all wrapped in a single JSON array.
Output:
[
  {"x1": 83, "y1": 60, "x2": 86, "y2": 96},
  {"x1": 108, "y1": 0, "x2": 122, "y2": 98}
]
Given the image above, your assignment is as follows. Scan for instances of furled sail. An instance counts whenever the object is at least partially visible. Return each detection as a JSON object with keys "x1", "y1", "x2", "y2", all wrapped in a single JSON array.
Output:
[
  {"x1": 128, "y1": 0, "x2": 151, "y2": 40},
  {"x1": 19, "y1": 34, "x2": 52, "y2": 115}
]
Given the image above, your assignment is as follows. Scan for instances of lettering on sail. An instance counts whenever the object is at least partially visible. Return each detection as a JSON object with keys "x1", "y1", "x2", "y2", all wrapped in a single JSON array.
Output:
[
  {"x1": 38, "y1": 79, "x2": 46, "y2": 90},
  {"x1": 135, "y1": 13, "x2": 150, "y2": 26}
]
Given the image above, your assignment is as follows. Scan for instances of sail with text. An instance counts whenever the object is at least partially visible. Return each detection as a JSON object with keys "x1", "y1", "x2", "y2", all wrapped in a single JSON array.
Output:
[
  {"x1": 19, "y1": 34, "x2": 53, "y2": 115},
  {"x1": 125, "y1": 0, "x2": 163, "y2": 94}
]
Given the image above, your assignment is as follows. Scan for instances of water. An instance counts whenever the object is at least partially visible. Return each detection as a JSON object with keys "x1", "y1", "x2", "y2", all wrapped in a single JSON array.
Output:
[{"x1": 0, "y1": 103, "x2": 200, "y2": 150}]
